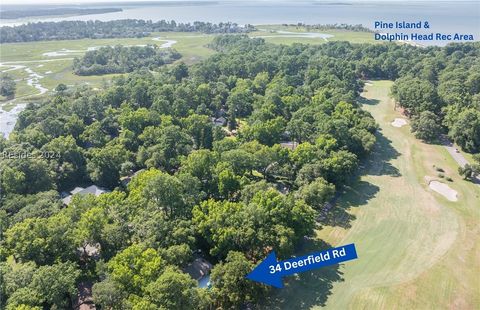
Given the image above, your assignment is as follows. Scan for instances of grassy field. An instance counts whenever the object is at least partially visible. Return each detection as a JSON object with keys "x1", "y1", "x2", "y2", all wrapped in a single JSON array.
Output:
[
  {"x1": 267, "y1": 80, "x2": 479, "y2": 309},
  {"x1": 252, "y1": 25, "x2": 376, "y2": 44},
  {"x1": 0, "y1": 32, "x2": 216, "y2": 62},
  {"x1": 0, "y1": 32, "x2": 217, "y2": 98},
  {"x1": 0, "y1": 26, "x2": 376, "y2": 100}
]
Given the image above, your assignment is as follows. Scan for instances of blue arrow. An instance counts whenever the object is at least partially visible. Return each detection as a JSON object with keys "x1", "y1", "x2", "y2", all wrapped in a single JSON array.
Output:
[{"x1": 246, "y1": 243, "x2": 358, "y2": 288}]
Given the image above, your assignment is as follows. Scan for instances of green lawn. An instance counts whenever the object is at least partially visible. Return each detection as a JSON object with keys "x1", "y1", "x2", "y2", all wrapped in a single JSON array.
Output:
[{"x1": 266, "y1": 80, "x2": 479, "y2": 309}]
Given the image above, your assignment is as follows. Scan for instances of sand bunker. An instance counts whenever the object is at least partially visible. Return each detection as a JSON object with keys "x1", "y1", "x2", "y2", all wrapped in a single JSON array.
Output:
[
  {"x1": 391, "y1": 118, "x2": 408, "y2": 127},
  {"x1": 429, "y1": 180, "x2": 458, "y2": 201}
]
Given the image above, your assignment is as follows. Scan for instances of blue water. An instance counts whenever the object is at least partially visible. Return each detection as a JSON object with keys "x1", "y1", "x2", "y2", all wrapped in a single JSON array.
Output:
[
  {"x1": 1, "y1": 1, "x2": 479, "y2": 45},
  {"x1": 198, "y1": 274, "x2": 211, "y2": 289}
]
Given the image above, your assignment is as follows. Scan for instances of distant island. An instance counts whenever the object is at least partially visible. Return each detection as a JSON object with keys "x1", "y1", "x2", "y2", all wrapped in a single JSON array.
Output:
[
  {"x1": 100, "y1": 1, "x2": 218, "y2": 6},
  {"x1": 313, "y1": 2, "x2": 353, "y2": 5},
  {"x1": 0, "y1": 7, "x2": 122, "y2": 20},
  {"x1": 0, "y1": 20, "x2": 254, "y2": 43}
]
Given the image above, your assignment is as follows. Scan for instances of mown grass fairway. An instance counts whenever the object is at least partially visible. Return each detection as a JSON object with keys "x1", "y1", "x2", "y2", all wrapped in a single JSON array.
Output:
[
  {"x1": 324, "y1": 81, "x2": 479, "y2": 309},
  {"x1": 267, "y1": 80, "x2": 479, "y2": 309}
]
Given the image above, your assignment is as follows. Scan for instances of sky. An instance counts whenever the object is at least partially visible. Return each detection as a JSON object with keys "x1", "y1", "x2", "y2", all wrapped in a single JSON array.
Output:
[
  {"x1": 1, "y1": 0, "x2": 462, "y2": 5},
  {"x1": 4, "y1": 0, "x2": 220, "y2": 4}
]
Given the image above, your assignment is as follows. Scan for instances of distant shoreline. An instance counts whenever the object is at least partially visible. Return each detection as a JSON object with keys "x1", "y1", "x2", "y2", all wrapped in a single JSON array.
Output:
[{"x1": 0, "y1": 8, "x2": 123, "y2": 20}]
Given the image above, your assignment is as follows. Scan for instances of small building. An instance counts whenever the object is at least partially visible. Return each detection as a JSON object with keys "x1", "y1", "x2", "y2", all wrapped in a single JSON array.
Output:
[
  {"x1": 184, "y1": 257, "x2": 213, "y2": 289},
  {"x1": 211, "y1": 116, "x2": 227, "y2": 127},
  {"x1": 280, "y1": 141, "x2": 298, "y2": 150},
  {"x1": 62, "y1": 185, "x2": 109, "y2": 206}
]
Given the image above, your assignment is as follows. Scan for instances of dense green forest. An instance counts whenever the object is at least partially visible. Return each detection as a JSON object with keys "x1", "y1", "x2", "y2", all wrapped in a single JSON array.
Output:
[
  {"x1": 73, "y1": 45, "x2": 181, "y2": 75},
  {"x1": 283, "y1": 23, "x2": 372, "y2": 32},
  {"x1": 0, "y1": 20, "x2": 255, "y2": 43},
  {"x1": 391, "y1": 44, "x2": 480, "y2": 152},
  {"x1": 0, "y1": 35, "x2": 479, "y2": 309}
]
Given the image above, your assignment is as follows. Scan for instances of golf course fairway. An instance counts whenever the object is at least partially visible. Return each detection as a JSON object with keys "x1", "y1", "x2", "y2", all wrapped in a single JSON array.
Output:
[{"x1": 312, "y1": 80, "x2": 480, "y2": 309}]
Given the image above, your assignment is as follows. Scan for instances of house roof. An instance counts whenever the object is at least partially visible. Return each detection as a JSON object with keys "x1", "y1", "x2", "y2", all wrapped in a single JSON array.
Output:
[
  {"x1": 211, "y1": 117, "x2": 227, "y2": 126},
  {"x1": 62, "y1": 196, "x2": 73, "y2": 205},
  {"x1": 62, "y1": 185, "x2": 109, "y2": 205},
  {"x1": 77, "y1": 185, "x2": 107, "y2": 196},
  {"x1": 71, "y1": 187, "x2": 85, "y2": 194}
]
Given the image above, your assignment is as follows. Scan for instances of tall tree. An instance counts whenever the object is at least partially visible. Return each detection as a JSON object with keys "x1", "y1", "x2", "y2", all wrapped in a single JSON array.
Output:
[
  {"x1": 0, "y1": 73, "x2": 16, "y2": 98},
  {"x1": 143, "y1": 266, "x2": 209, "y2": 310},
  {"x1": 210, "y1": 251, "x2": 266, "y2": 309},
  {"x1": 411, "y1": 111, "x2": 442, "y2": 142}
]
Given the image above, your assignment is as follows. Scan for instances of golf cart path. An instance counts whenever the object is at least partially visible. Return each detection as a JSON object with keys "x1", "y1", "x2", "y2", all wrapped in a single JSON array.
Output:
[{"x1": 440, "y1": 136, "x2": 480, "y2": 184}]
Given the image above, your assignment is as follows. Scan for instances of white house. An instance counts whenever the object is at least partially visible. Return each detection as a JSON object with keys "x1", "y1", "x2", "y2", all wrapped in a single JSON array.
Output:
[{"x1": 62, "y1": 185, "x2": 109, "y2": 205}]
